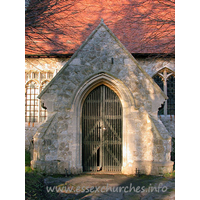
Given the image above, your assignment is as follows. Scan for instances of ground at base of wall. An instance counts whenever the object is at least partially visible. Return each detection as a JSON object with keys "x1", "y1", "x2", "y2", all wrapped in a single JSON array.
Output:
[{"x1": 41, "y1": 173, "x2": 175, "y2": 199}]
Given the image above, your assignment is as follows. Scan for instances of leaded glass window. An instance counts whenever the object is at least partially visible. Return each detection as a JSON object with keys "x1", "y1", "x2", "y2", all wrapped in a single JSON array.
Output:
[
  {"x1": 153, "y1": 74, "x2": 164, "y2": 115},
  {"x1": 32, "y1": 72, "x2": 38, "y2": 79},
  {"x1": 41, "y1": 72, "x2": 46, "y2": 81},
  {"x1": 47, "y1": 72, "x2": 53, "y2": 79},
  {"x1": 25, "y1": 81, "x2": 39, "y2": 122},
  {"x1": 167, "y1": 75, "x2": 175, "y2": 115}
]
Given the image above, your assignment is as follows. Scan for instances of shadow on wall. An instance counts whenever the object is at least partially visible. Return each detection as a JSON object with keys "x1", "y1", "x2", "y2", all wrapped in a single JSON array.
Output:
[{"x1": 123, "y1": 108, "x2": 173, "y2": 176}]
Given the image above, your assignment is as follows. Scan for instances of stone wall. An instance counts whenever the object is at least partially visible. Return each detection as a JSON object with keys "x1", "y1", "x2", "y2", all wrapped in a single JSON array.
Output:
[
  {"x1": 138, "y1": 58, "x2": 175, "y2": 143},
  {"x1": 25, "y1": 56, "x2": 175, "y2": 149},
  {"x1": 159, "y1": 115, "x2": 175, "y2": 138},
  {"x1": 25, "y1": 57, "x2": 70, "y2": 149},
  {"x1": 137, "y1": 57, "x2": 175, "y2": 77},
  {"x1": 25, "y1": 123, "x2": 41, "y2": 150},
  {"x1": 25, "y1": 57, "x2": 69, "y2": 74}
]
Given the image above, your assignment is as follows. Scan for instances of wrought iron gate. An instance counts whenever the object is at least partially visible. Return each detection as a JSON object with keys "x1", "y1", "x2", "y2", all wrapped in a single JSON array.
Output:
[{"x1": 82, "y1": 85, "x2": 122, "y2": 172}]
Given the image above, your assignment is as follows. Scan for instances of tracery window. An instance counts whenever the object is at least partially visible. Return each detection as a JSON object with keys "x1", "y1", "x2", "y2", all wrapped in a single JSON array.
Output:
[
  {"x1": 47, "y1": 72, "x2": 53, "y2": 79},
  {"x1": 40, "y1": 72, "x2": 46, "y2": 82},
  {"x1": 153, "y1": 68, "x2": 175, "y2": 115},
  {"x1": 25, "y1": 72, "x2": 31, "y2": 82},
  {"x1": 32, "y1": 72, "x2": 38, "y2": 79},
  {"x1": 153, "y1": 75, "x2": 164, "y2": 115},
  {"x1": 25, "y1": 70, "x2": 56, "y2": 124},
  {"x1": 25, "y1": 81, "x2": 39, "y2": 122}
]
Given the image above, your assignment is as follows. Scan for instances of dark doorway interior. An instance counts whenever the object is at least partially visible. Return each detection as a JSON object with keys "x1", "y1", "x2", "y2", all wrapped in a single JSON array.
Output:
[{"x1": 82, "y1": 85, "x2": 122, "y2": 172}]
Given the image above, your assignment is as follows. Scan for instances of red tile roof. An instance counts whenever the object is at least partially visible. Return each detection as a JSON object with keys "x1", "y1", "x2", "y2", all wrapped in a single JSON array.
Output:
[{"x1": 25, "y1": 0, "x2": 175, "y2": 55}]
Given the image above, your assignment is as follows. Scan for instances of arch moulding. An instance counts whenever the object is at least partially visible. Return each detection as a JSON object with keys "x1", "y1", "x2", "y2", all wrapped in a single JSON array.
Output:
[{"x1": 69, "y1": 72, "x2": 137, "y2": 172}]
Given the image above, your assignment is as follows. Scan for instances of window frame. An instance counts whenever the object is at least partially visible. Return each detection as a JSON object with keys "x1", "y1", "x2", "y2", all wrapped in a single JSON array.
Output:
[
  {"x1": 25, "y1": 80, "x2": 39, "y2": 122},
  {"x1": 153, "y1": 68, "x2": 175, "y2": 116}
]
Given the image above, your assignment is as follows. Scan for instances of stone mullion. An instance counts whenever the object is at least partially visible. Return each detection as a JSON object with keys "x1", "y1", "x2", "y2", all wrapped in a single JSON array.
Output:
[
  {"x1": 38, "y1": 71, "x2": 41, "y2": 83},
  {"x1": 37, "y1": 72, "x2": 41, "y2": 123},
  {"x1": 37, "y1": 85, "x2": 41, "y2": 123},
  {"x1": 163, "y1": 69, "x2": 167, "y2": 116}
]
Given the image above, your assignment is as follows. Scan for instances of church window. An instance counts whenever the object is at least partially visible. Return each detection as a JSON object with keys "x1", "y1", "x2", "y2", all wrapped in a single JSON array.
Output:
[
  {"x1": 40, "y1": 72, "x2": 46, "y2": 81},
  {"x1": 167, "y1": 75, "x2": 175, "y2": 115},
  {"x1": 153, "y1": 74, "x2": 164, "y2": 115},
  {"x1": 32, "y1": 72, "x2": 38, "y2": 79},
  {"x1": 153, "y1": 68, "x2": 175, "y2": 115},
  {"x1": 25, "y1": 81, "x2": 39, "y2": 122},
  {"x1": 47, "y1": 72, "x2": 53, "y2": 79},
  {"x1": 25, "y1": 72, "x2": 31, "y2": 82}
]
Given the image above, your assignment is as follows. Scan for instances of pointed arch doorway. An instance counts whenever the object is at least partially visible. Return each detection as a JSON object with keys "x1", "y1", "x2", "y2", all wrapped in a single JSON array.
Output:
[{"x1": 82, "y1": 84, "x2": 122, "y2": 172}]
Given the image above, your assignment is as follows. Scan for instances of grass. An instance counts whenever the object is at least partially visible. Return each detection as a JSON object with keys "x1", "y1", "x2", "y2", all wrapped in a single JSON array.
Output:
[
  {"x1": 25, "y1": 150, "x2": 31, "y2": 167},
  {"x1": 25, "y1": 150, "x2": 58, "y2": 199},
  {"x1": 164, "y1": 170, "x2": 175, "y2": 178},
  {"x1": 25, "y1": 166, "x2": 33, "y2": 173},
  {"x1": 26, "y1": 170, "x2": 59, "y2": 199},
  {"x1": 136, "y1": 174, "x2": 159, "y2": 180},
  {"x1": 25, "y1": 171, "x2": 46, "y2": 199},
  {"x1": 25, "y1": 150, "x2": 43, "y2": 199}
]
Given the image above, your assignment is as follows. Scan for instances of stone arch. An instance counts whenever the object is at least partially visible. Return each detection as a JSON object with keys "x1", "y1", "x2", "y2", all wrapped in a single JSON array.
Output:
[
  {"x1": 70, "y1": 72, "x2": 137, "y2": 172},
  {"x1": 25, "y1": 79, "x2": 39, "y2": 86},
  {"x1": 152, "y1": 67, "x2": 175, "y2": 116},
  {"x1": 152, "y1": 65, "x2": 175, "y2": 78},
  {"x1": 41, "y1": 79, "x2": 50, "y2": 84},
  {"x1": 72, "y1": 72, "x2": 135, "y2": 110},
  {"x1": 40, "y1": 80, "x2": 50, "y2": 91}
]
